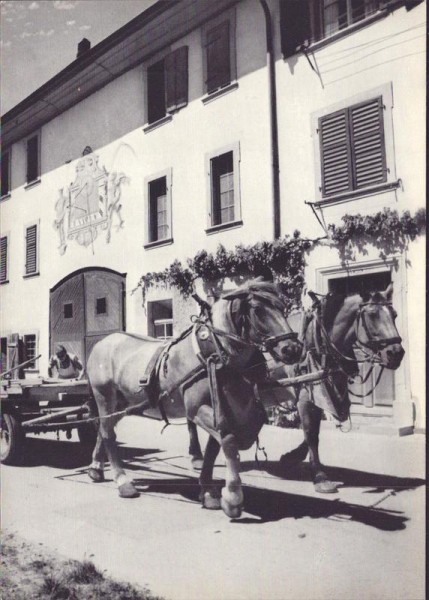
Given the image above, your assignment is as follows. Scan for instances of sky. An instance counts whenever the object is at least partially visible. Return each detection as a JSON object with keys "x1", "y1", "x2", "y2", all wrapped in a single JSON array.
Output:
[{"x1": 0, "y1": 0, "x2": 156, "y2": 114}]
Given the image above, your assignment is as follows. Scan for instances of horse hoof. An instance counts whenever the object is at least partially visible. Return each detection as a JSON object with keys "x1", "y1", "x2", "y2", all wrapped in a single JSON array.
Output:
[
  {"x1": 118, "y1": 482, "x2": 140, "y2": 498},
  {"x1": 88, "y1": 468, "x2": 104, "y2": 483},
  {"x1": 191, "y1": 456, "x2": 204, "y2": 471},
  {"x1": 201, "y1": 492, "x2": 221, "y2": 510},
  {"x1": 220, "y1": 498, "x2": 242, "y2": 519},
  {"x1": 314, "y1": 480, "x2": 338, "y2": 494}
]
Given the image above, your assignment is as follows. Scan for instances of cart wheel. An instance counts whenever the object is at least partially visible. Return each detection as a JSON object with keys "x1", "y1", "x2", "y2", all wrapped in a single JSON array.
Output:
[
  {"x1": 1, "y1": 413, "x2": 25, "y2": 465},
  {"x1": 77, "y1": 423, "x2": 98, "y2": 448}
]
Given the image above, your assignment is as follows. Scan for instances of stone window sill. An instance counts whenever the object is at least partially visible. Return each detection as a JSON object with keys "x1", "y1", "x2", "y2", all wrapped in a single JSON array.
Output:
[
  {"x1": 143, "y1": 114, "x2": 173, "y2": 134},
  {"x1": 205, "y1": 220, "x2": 243, "y2": 235},
  {"x1": 23, "y1": 271, "x2": 40, "y2": 279},
  {"x1": 312, "y1": 180, "x2": 401, "y2": 208},
  {"x1": 144, "y1": 237, "x2": 174, "y2": 250},
  {"x1": 202, "y1": 82, "x2": 239, "y2": 105},
  {"x1": 25, "y1": 179, "x2": 41, "y2": 191}
]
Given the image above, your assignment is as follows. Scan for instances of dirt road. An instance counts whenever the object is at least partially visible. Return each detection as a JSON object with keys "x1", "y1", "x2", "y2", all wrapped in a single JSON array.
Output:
[{"x1": 2, "y1": 417, "x2": 425, "y2": 600}]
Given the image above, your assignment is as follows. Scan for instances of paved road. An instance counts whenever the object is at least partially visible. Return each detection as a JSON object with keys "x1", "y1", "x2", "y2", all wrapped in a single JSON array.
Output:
[{"x1": 2, "y1": 418, "x2": 425, "y2": 600}]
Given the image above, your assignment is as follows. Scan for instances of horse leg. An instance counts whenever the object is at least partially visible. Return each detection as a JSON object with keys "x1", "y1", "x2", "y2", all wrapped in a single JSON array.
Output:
[
  {"x1": 187, "y1": 419, "x2": 203, "y2": 471},
  {"x1": 193, "y1": 403, "x2": 243, "y2": 517},
  {"x1": 220, "y1": 433, "x2": 244, "y2": 518},
  {"x1": 88, "y1": 431, "x2": 107, "y2": 482},
  {"x1": 299, "y1": 400, "x2": 338, "y2": 493},
  {"x1": 92, "y1": 388, "x2": 139, "y2": 498},
  {"x1": 199, "y1": 435, "x2": 221, "y2": 509}
]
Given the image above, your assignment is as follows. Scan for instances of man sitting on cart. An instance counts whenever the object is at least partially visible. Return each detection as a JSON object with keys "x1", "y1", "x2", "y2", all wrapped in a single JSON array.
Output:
[{"x1": 48, "y1": 344, "x2": 84, "y2": 380}]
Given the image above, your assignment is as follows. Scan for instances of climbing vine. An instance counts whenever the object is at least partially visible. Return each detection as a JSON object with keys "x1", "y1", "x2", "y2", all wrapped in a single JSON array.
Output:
[{"x1": 136, "y1": 207, "x2": 426, "y2": 309}]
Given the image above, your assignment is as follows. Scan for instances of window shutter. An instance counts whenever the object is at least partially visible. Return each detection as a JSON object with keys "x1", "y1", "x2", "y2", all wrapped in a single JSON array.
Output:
[
  {"x1": 206, "y1": 21, "x2": 230, "y2": 93},
  {"x1": 25, "y1": 224, "x2": 38, "y2": 275},
  {"x1": 27, "y1": 135, "x2": 39, "y2": 183},
  {"x1": 1, "y1": 150, "x2": 10, "y2": 196},
  {"x1": 319, "y1": 109, "x2": 352, "y2": 197},
  {"x1": 165, "y1": 46, "x2": 188, "y2": 113},
  {"x1": 0, "y1": 236, "x2": 7, "y2": 282},
  {"x1": 280, "y1": 0, "x2": 313, "y2": 57},
  {"x1": 350, "y1": 97, "x2": 387, "y2": 189}
]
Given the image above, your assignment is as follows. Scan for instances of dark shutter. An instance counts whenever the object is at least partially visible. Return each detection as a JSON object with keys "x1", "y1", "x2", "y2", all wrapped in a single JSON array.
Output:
[
  {"x1": 147, "y1": 59, "x2": 166, "y2": 124},
  {"x1": 25, "y1": 224, "x2": 38, "y2": 275},
  {"x1": 319, "y1": 109, "x2": 352, "y2": 197},
  {"x1": 280, "y1": 0, "x2": 313, "y2": 57},
  {"x1": 0, "y1": 236, "x2": 7, "y2": 282},
  {"x1": 27, "y1": 135, "x2": 39, "y2": 183},
  {"x1": 1, "y1": 150, "x2": 10, "y2": 196},
  {"x1": 350, "y1": 97, "x2": 387, "y2": 189},
  {"x1": 165, "y1": 46, "x2": 188, "y2": 113},
  {"x1": 206, "y1": 21, "x2": 230, "y2": 93}
]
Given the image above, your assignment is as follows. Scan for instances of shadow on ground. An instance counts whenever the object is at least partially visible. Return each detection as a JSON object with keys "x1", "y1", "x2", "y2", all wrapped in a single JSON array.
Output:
[
  {"x1": 18, "y1": 438, "x2": 162, "y2": 469},
  {"x1": 240, "y1": 459, "x2": 425, "y2": 494}
]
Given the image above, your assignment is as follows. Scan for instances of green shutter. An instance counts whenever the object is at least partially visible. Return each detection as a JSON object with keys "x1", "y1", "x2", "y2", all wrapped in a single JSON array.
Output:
[
  {"x1": 350, "y1": 97, "x2": 387, "y2": 189},
  {"x1": 206, "y1": 21, "x2": 230, "y2": 93},
  {"x1": 0, "y1": 236, "x2": 7, "y2": 282},
  {"x1": 319, "y1": 109, "x2": 352, "y2": 197},
  {"x1": 165, "y1": 46, "x2": 188, "y2": 113},
  {"x1": 25, "y1": 224, "x2": 37, "y2": 275},
  {"x1": 27, "y1": 135, "x2": 39, "y2": 183}
]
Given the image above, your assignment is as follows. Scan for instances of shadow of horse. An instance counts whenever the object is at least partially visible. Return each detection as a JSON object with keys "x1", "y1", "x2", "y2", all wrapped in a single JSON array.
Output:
[
  {"x1": 129, "y1": 472, "x2": 411, "y2": 532},
  {"x1": 240, "y1": 459, "x2": 425, "y2": 494},
  {"x1": 18, "y1": 437, "x2": 162, "y2": 470}
]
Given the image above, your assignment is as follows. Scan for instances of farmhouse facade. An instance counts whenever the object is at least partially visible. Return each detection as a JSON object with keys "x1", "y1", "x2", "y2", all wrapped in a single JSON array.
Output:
[{"x1": 1, "y1": 0, "x2": 425, "y2": 432}]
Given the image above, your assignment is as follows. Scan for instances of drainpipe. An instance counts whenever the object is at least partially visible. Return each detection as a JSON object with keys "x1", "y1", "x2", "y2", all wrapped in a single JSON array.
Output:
[{"x1": 259, "y1": 0, "x2": 281, "y2": 239}]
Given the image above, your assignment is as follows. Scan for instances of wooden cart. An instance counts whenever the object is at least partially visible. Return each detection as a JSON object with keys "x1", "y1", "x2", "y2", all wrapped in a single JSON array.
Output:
[{"x1": 1, "y1": 357, "x2": 96, "y2": 465}]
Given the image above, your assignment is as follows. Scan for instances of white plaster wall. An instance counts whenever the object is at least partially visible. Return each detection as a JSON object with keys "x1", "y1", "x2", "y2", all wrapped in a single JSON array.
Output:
[
  {"x1": 274, "y1": 1, "x2": 426, "y2": 427},
  {"x1": 1, "y1": 0, "x2": 274, "y2": 375}
]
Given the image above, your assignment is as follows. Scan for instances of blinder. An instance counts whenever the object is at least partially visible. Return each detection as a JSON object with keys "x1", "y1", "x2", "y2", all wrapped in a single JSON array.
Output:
[{"x1": 355, "y1": 302, "x2": 402, "y2": 352}]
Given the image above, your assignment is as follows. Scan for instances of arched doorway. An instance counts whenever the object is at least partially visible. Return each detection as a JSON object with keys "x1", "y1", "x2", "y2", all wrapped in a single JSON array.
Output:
[{"x1": 50, "y1": 268, "x2": 126, "y2": 367}]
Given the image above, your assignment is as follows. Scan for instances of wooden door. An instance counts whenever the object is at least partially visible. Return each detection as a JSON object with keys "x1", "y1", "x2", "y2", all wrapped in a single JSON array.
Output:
[
  {"x1": 50, "y1": 272, "x2": 86, "y2": 365},
  {"x1": 50, "y1": 269, "x2": 125, "y2": 368}
]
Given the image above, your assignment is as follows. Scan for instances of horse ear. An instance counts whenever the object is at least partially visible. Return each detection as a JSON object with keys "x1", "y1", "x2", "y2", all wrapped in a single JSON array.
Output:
[{"x1": 383, "y1": 283, "x2": 394, "y2": 301}]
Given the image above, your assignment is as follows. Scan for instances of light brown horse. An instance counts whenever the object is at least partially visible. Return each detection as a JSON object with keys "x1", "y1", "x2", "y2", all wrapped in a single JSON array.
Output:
[
  {"x1": 278, "y1": 284, "x2": 404, "y2": 492},
  {"x1": 188, "y1": 284, "x2": 405, "y2": 495},
  {"x1": 86, "y1": 279, "x2": 302, "y2": 518}
]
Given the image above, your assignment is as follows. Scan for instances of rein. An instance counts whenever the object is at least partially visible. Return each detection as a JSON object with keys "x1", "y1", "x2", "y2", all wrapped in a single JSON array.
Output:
[{"x1": 310, "y1": 296, "x2": 398, "y2": 398}]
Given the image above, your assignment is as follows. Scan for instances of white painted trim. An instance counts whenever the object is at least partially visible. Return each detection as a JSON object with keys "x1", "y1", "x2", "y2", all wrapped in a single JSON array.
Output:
[{"x1": 205, "y1": 141, "x2": 241, "y2": 230}]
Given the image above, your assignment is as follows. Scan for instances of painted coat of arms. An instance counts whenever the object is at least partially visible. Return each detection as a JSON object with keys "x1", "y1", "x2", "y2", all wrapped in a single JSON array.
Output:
[{"x1": 54, "y1": 147, "x2": 130, "y2": 254}]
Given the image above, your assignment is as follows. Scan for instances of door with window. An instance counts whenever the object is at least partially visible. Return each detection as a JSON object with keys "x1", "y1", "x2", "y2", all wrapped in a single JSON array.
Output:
[
  {"x1": 328, "y1": 272, "x2": 395, "y2": 409},
  {"x1": 50, "y1": 268, "x2": 125, "y2": 369}
]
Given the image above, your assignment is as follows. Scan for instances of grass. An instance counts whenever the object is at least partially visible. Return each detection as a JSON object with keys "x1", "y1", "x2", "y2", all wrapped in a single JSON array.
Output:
[{"x1": 2, "y1": 531, "x2": 166, "y2": 600}]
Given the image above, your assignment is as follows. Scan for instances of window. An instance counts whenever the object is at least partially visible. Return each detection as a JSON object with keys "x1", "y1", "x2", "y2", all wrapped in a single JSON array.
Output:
[
  {"x1": 1, "y1": 148, "x2": 11, "y2": 197},
  {"x1": 147, "y1": 299, "x2": 173, "y2": 339},
  {"x1": 280, "y1": 0, "x2": 405, "y2": 56},
  {"x1": 23, "y1": 334, "x2": 37, "y2": 369},
  {"x1": 1, "y1": 337, "x2": 7, "y2": 373},
  {"x1": 145, "y1": 169, "x2": 172, "y2": 246},
  {"x1": 64, "y1": 303, "x2": 73, "y2": 319},
  {"x1": 26, "y1": 133, "x2": 40, "y2": 184},
  {"x1": 24, "y1": 223, "x2": 39, "y2": 276},
  {"x1": 96, "y1": 297, "x2": 107, "y2": 315},
  {"x1": 206, "y1": 143, "x2": 241, "y2": 230},
  {"x1": 1, "y1": 235, "x2": 8, "y2": 283},
  {"x1": 147, "y1": 46, "x2": 188, "y2": 125},
  {"x1": 318, "y1": 96, "x2": 387, "y2": 197},
  {"x1": 202, "y1": 10, "x2": 236, "y2": 95}
]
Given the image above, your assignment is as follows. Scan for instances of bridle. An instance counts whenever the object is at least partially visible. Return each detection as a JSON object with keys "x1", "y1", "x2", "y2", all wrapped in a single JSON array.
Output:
[
  {"x1": 354, "y1": 301, "x2": 402, "y2": 355},
  {"x1": 312, "y1": 295, "x2": 402, "y2": 398}
]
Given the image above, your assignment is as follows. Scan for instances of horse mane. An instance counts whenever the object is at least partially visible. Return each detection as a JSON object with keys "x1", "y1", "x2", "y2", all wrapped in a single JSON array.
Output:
[
  {"x1": 321, "y1": 292, "x2": 362, "y2": 331},
  {"x1": 223, "y1": 279, "x2": 285, "y2": 313}
]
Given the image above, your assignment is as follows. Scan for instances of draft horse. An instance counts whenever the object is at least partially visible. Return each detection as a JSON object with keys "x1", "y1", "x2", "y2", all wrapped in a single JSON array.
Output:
[
  {"x1": 278, "y1": 283, "x2": 405, "y2": 493},
  {"x1": 86, "y1": 279, "x2": 302, "y2": 518}
]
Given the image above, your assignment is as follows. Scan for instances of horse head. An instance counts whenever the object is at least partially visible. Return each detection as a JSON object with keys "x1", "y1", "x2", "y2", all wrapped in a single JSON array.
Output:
[
  {"x1": 218, "y1": 278, "x2": 303, "y2": 364},
  {"x1": 354, "y1": 284, "x2": 405, "y2": 370}
]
